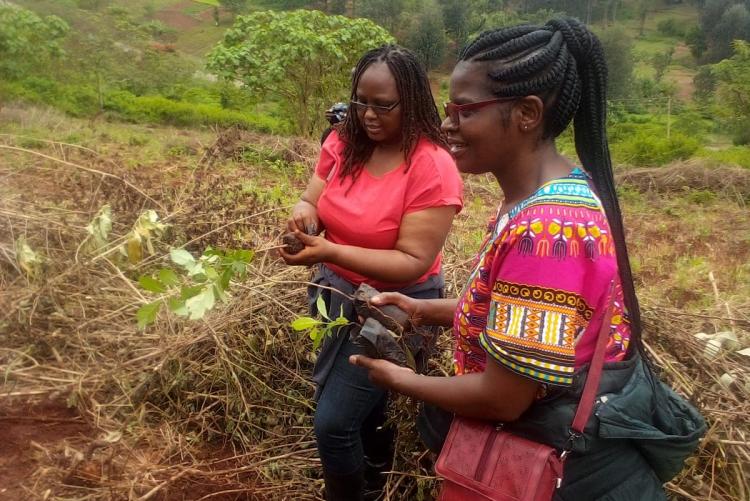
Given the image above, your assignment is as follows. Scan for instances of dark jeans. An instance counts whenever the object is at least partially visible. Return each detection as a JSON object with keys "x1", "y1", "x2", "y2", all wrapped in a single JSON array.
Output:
[{"x1": 314, "y1": 337, "x2": 393, "y2": 475}]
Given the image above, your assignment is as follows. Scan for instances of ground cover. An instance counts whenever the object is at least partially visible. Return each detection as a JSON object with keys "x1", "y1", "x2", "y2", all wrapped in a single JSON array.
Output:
[{"x1": 1, "y1": 105, "x2": 748, "y2": 500}]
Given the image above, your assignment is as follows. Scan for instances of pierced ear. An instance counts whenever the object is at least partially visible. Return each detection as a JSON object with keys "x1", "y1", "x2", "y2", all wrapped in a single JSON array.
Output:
[{"x1": 516, "y1": 96, "x2": 544, "y2": 132}]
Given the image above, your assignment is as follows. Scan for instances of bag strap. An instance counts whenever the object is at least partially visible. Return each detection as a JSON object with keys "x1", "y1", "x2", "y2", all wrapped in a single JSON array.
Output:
[{"x1": 568, "y1": 282, "x2": 616, "y2": 441}]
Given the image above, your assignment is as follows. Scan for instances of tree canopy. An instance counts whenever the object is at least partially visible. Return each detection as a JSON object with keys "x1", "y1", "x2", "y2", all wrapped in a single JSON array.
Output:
[
  {"x1": 714, "y1": 40, "x2": 750, "y2": 143},
  {"x1": 0, "y1": 4, "x2": 68, "y2": 79},
  {"x1": 207, "y1": 10, "x2": 393, "y2": 135}
]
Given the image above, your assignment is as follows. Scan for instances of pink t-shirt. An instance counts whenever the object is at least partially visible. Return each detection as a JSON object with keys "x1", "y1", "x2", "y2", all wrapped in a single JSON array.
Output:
[{"x1": 315, "y1": 131, "x2": 463, "y2": 290}]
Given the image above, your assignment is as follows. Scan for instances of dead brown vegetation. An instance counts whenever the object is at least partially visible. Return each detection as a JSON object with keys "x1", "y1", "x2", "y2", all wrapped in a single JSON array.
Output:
[{"x1": 0, "y1": 122, "x2": 748, "y2": 500}]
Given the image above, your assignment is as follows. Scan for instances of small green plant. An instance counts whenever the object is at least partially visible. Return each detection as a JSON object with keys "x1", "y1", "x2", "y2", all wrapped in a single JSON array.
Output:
[
  {"x1": 290, "y1": 294, "x2": 349, "y2": 349},
  {"x1": 136, "y1": 247, "x2": 254, "y2": 328}
]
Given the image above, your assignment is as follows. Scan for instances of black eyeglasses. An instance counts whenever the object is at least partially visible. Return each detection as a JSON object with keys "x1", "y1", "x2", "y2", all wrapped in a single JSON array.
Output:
[
  {"x1": 350, "y1": 99, "x2": 400, "y2": 115},
  {"x1": 443, "y1": 97, "x2": 518, "y2": 126}
]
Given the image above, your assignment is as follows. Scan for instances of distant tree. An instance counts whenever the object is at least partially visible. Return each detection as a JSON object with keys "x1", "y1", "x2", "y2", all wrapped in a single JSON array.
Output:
[
  {"x1": 440, "y1": 0, "x2": 470, "y2": 48},
  {"x1": 76, "y1": 0, "x2": 109, "y2": 10},
  {"x1": 599, "y1": 27, "x2": 634, "y2": 100},
  {"x1": 636, "y1": 0, "x2": 649, "y2": 37},
  {"x1": 0, "y1": 4, "x2": 69, "y2": 80},
  {"x1": 358, "y1": 0, "x2": 405, "y2": 32},
  {"x1": 652, "y1": 47, "x2": 674, "y2": 82},
  {"x1": 219, "y1": 0, "x2": 248, "y2": 16},
  {"x1": 404, "y1": 0, "x2": 447, "y2": 71},
  {"x1": 711, "y1": 3, "x2": 750, "y2": 59},
  {"x1": 328, "y1": 0, "x2": 347, "y2": 14},
  {"x1": 714, "y1": 40, "x2": 750, "y2": 143},
  {"x1": 693, "y1": 65, "x2": 716, "y2": 101},
  {"x1": 207, "y1": 10, "x2": 393, "y2": 135},
  {"x1": 692, "y1": 0, "x2": 750, "y2": 63},
  {"x1": 685, "y1": 25, "x2": 706, "y2": 59}
]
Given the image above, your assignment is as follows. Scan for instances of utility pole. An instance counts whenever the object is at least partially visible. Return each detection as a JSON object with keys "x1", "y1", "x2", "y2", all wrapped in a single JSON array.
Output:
[{"x1": 666, "y1": 96, "x2": 672, "y2": 140}]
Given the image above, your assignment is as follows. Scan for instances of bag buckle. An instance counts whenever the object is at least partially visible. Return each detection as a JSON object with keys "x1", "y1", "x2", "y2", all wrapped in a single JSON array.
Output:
[{"x1": 560, "y1": 429, "x2": 582, "y2": 461}]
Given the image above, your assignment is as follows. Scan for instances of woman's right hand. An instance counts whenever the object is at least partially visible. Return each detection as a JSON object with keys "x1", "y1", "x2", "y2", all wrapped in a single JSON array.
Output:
[
  {"x1": 370, "y1": 292, "x2": 426, "y2": 328},
  {"x1": 288, "y1": 200, "x2": 320, "y2": 235}
]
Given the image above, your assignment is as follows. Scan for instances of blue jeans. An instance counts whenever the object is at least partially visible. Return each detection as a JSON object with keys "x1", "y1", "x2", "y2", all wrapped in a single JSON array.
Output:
[{"x1": 314, "y1": 337, "x2": 392, "y2": 475}]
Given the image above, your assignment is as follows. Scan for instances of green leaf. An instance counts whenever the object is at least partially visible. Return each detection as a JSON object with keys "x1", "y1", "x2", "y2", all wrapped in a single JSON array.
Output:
[
  {"x1": 316, "y1": 293, "x2": 330, "y2": 321},
  {"x1": 213, "y1": 283, "x2": 228, "y2": 303},
  {"x1": 186, "y1": 262, "x2": 206, "y2": 278},
  {"x1": 204, "y1": 265, "x2": 219, "y2": 281},
  {"x1": 168, "y1": 297, "x2": 188, "y2": 317},
  {"x1": 158, "y1": 268, "x2": 180, "y2": 287},
  {"x1": 291, "y1": 316, "x2": 322, "y2": 331},
  {"x1": 219, "y1": 267, "x2": 233, "y2": 291},
  {"x1": 136, "y1": 301, "x2": 161, "y2": 329},
  {"x1": 138, "y1": 275, "x2": 166, "y2": 293},
  {"x1": 310, "y1": 327, "x2": 323, "y2": 350},
  {"x1": 170, "y1": 248, "x2": 196, "y2": 268},
  {"x1": 180, "y1": 285, "x2": 204, "y2": 300},
  {"x1": 185, "y1": 287, "x2": 215, "y2": 320}
]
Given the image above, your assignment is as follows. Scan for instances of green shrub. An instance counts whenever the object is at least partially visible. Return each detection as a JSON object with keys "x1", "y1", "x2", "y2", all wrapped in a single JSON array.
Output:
[
  {"x1": 2, "y1": 77, "x2": 99, "y2": 116},
  {"x1": 657, "y1": 18, "x2": 685, "y2": 38},
  {"x1": 104, "y1": 91, "x2": 289, "y2": 133},
  {"x1": 699, "y1": 146, "x2": 750, "y2": 168},
  {"x1": 1, "y1": 78, "x2": 289, "y2": 134},
  {"x1": 613, "y1": 131, "x2": 700, "y2": 166}
]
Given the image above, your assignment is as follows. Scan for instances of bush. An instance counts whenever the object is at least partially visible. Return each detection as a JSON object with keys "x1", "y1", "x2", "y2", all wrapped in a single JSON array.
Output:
[
  {"x1": 699, "y1": 146, "x2": 750, "y2": 168},
  {"x1": 693, "y1": 66, "x2": 716, "y2": 101},
  {"x1": 2, "y1": 77, "x2": 99, "y2": 116},
  {"x1": 1, "y1": 78, "x2": 289, "y2": 134},
  {"x1": 613, "y1": 131, "x2": 700, "y2": 166},
  {"x1": 657, "y1": 18, "x2": 685, "y2": 38},
  {"x1": 104, "y1": 91, "x2": 289, "y2": 133}
]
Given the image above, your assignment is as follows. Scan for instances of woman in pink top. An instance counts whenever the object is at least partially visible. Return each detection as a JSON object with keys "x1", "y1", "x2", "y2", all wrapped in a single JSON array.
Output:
[
  {"x1": 281, "y1": 45, "x2": 463, "y2": 501},
  {"x1": 351, "y1": 19, "x2": 704, "y2": 500}
]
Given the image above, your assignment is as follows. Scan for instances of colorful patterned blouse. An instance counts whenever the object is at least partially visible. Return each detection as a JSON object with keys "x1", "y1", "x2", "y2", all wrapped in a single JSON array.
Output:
[{"x1": 453, "y1": 168, "x2": 631, "y2": 386}]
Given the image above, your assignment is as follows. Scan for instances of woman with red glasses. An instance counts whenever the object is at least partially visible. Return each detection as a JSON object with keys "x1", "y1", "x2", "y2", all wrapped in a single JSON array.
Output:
[
  {"x1": 281, "y1": 44, "x2": 463, "y2": 500},
  {"x1": 351, "y1": 19, "x2": 704, "y2": 500}
]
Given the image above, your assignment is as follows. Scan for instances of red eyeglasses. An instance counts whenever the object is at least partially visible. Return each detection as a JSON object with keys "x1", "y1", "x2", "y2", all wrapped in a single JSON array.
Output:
[{"x1": 443, "y1": 97, "x2": 519, "y2": 126}]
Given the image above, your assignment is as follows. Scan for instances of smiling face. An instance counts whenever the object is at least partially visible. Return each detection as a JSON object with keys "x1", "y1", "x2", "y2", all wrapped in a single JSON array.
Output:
[
  {"x1": 442, "y1": 61, "x2": 520, "y2": 175},
  {"x1": 354, "y1": 62, "x2": 402, "y2": 144}
]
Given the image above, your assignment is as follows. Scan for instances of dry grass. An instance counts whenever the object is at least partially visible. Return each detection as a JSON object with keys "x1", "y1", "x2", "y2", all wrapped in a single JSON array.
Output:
[{"x1": 1, "y1": 112, "x2": 748, "y2": 500}]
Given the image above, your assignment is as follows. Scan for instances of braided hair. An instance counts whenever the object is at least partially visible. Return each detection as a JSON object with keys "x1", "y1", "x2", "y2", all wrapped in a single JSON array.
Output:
[
  {"x1": 460, "y1": 18, "x2": 644, "y2": 353},
  {"x1": 338, "y1": 45, "x2": 447, "y2": 185}
]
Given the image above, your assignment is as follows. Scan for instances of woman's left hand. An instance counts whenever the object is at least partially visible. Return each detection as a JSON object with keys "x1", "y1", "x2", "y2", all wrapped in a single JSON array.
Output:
[
  {"x1": 279, "y1": 230, "x2": 335, "y2": 266},
  {"x1": 349, "y1": 354, "x2": 415, "y2": 389}
]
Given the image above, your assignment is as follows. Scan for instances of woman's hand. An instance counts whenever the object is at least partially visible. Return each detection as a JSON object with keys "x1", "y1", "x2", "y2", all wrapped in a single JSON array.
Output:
[
  {"x1": 349, "y1": 354, "x2": 415, "y2": 389},
  {"x1": 288, "y1": 200, "x2": 320, "y2": 235},
  {"x1": 371, "y1": 294, "x2": 457, "y2": 329},
  {"x1": 279, "y1": 230, "x2": 335, "y2": 266},
  {"x1": 370, "y1": 292, "x2": 426, "y2": 328}
]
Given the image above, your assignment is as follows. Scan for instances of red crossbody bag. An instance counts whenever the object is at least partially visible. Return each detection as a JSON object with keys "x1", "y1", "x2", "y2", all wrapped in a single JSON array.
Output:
[{"x1": 435, "y1": 285, "x2": 615, "y2": 501}]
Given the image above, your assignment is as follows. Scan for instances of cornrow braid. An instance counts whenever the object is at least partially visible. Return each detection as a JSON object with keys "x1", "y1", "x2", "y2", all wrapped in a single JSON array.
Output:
[
  {"x1": 338, "y1": 45, "x2": 447, "y2": 188},
  {"x1": 459, "y1": 25, "x2": 538, "y2": 60},
  {"x1": 460, "y1": 18, "x2": 645, "y2": 356}
]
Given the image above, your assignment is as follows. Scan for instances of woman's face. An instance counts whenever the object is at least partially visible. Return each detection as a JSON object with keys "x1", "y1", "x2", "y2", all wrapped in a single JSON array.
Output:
[
  {"x1": 442, "y1": 61, "x2": 518, "y2": 175},
  {"x1": 354, "y1": 62, "x2": 402, "y2": 145}
]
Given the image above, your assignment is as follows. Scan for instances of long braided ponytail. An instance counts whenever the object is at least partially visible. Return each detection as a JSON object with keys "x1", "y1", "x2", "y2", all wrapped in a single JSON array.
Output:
[{"x1": 461, "y1": 18, "x2": 644, "y2": 352}]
